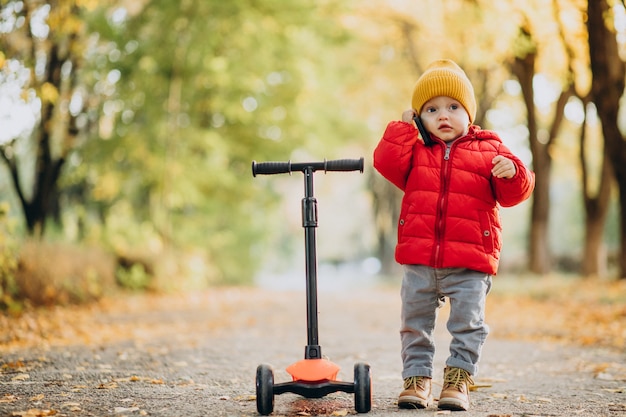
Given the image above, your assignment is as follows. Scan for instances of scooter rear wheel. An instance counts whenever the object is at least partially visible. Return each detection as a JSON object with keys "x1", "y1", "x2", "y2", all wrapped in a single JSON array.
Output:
[
  {"x1": 354, "y1": 362, "x2": 371, "y2": 413},
  {"x1": 256, "y1": 364, "x2": 274, "y2": 415}
]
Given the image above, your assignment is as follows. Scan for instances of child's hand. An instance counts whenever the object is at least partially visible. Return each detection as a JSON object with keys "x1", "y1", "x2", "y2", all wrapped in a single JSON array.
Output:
[
  {"x1": 402, "y1": 109, "x2": 417, "y2": 123},
  {"x1": 492, "y1": 155, "x2": 516, "y2": 179}
]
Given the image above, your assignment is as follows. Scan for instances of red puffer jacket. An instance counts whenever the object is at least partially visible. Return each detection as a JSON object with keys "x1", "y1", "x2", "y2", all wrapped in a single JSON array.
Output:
[{"x1": 373, "y1": 121, "x2": 535, "y2": 275}]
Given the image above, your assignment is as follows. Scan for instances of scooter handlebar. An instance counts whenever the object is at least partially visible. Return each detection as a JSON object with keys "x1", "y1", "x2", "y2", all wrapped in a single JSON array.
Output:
[{"x1": 252, "y1": 158, "x2": 364, "y2": 176}]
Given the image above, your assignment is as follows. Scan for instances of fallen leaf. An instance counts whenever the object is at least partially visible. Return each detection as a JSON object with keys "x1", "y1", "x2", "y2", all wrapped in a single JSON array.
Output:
[
  {"x1": 603, "y1": 387, "x2": 626, "y2": 393},
  {"x1": 233, "y1": 394, "x2": 255, "y2": 401},
  {"x1": 469, "y1": 383, "x2": 493, "y2": 391},
  {"x1": 11, "y1": 409, "x2": 57, "y2": 416},
  {"x1": 97, "y1": 382, "x2": 118, "y2": 389},
  {"x1": 3, "y1": 360, "x2": 25, "y2": 369},
  {"x1": 12, "y1": 373, "x2": 30, "y2": 381},
  {"x1": 331, "y1": 409, "x2": 348, "y2": 416},
  {"x1": 29, "y1": 394, "x2": 44, "y2": 401},
  {"x1": 114, "y1": 406, "x2": 139, "y2": 413},
  {"x1": 1, "y1": 394, "x2": 18, "y2": 403}
]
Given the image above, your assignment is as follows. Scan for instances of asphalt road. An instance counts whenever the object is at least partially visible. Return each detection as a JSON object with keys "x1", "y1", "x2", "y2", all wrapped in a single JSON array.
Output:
[{"x1": 1, "y1": 286, "x2": 625, "y2": 416}]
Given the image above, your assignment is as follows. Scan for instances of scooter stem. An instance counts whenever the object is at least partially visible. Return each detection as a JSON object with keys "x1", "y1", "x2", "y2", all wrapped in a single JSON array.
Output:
[{"x1": 302, "y1": 166, "x2": 322, "y2": 359}]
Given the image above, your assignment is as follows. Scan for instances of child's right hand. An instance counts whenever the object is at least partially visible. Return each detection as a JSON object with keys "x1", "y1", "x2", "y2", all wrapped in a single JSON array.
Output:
[{"x1": 402, "y1": 109, "x2": 417, "y2": 123}]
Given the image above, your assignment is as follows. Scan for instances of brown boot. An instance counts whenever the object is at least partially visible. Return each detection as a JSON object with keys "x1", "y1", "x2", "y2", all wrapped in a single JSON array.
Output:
[
  {"x1": 438, "y1": 367, "x2": 474, "y2": 411},
  {"x1": 398, "y1": 376, "x2": 432, "y2": 409}
]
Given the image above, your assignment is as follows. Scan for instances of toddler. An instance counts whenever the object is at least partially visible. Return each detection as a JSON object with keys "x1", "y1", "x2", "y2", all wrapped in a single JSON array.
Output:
[{"x1": 373, "y1": 59, "x2": 535, "y2": 411}]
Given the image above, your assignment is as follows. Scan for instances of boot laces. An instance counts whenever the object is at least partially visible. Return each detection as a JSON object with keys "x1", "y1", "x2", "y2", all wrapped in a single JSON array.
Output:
[
  {"x1": 404, "y1": 376, "x2": 427, "y2": 391},
  {"x1": 443, "y1": 368, "x2": 474, "y2": 391}
]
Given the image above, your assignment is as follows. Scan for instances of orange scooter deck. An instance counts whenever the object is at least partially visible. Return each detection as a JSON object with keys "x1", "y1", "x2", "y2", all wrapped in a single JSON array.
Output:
[{"x1": 286, "y1": 358, "x2": 340, "y2": 382}]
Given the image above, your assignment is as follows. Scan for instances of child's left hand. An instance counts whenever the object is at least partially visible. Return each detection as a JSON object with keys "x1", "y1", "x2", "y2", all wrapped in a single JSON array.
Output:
[{"x1": 492, "y1": 155, "x2": 516, "y2": 179}]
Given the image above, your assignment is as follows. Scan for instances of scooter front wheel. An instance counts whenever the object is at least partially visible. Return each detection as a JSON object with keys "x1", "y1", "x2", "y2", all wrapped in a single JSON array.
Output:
[
  {"x1": 354, "y1": 362, "x2": 371, "y2": 413},
  {"x1": 256, "y1": 364, "x2": 274, "y2": 415}
]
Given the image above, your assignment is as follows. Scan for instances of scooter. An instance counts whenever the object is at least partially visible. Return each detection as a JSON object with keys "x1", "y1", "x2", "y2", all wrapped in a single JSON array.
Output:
[{"x1": 251, "y1": 158, "x2": 372, "y2": 415}]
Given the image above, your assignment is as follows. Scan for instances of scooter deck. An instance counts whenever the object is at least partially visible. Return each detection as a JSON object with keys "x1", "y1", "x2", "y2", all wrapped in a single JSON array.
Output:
[{"x1": 274, "y1": 380, "x2": 355, "y2": 398}]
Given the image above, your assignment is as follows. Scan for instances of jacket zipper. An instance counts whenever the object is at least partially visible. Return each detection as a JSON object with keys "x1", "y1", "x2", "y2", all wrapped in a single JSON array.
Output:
[{"x1": 433, "y1": 142, "x2": 453, "y2": 267}]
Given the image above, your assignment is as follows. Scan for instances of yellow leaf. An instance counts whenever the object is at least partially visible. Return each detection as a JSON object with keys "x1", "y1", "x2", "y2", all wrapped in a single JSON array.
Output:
[
  {"x1": 29, "y1": 394, "x2": 45, "y2": 401},
  {"x1": 114, "y1": 407, "x2": 139, "y2": 413},
  {"x1": 15, "y1": 409, "x2": 57, "y2": 416},
  {"x1": 0, "y1": 394, "x2": 18, "y2": 403},
  {"x1": 238, "y1": 395, "x2": 256, "y2": 402},
  {"x1": 331, "y1": 409, "x2": 348, "y2": 416},
  {"x1": 11, "y1": 373, "x2": 30, "y2": 381},
  {"x1": 40, "y1": 83, "x2": 59, "y2": 104},
  {"x1": 469, "y1": 383, "x2": 492, "y2": 391},
  {"x1": 603, "y1": 387, "x2": 626, "y2": 393}
]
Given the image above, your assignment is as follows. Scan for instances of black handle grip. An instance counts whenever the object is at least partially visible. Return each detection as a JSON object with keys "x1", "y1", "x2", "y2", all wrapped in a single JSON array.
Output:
[
  {"x1": 252, "y1": 158, "x2": 364, "y2": 176},
  {"x1": 252, "y1": 161, "x2": 292, "y2": 176}
]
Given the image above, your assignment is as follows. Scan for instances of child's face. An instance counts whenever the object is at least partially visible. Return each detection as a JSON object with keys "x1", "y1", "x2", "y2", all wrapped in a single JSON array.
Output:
[{"x1": 420, "y1": 96, "x2": 470, "y2": 142}]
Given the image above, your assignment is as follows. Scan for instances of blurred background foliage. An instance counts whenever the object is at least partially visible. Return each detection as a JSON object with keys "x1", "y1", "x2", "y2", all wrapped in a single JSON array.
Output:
[{"x1": 0, "y1": 0, "x2": 625, "y2": 309}]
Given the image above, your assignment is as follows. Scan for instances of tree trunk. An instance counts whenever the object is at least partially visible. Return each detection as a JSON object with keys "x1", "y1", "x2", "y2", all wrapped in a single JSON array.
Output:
[
  {"x1": 587, "y1": 0, "x2": 626, "y2": 279},
  {"x1": 368, "y1": 171, "x2": 401, "y2": 277},
  {"x1": 0, "y1": 3, "x2": 81, "y2": 237},
  {"x1": 511, "y1": 47, "x2": 552, "y2": 274},
  {"x1": 580, "y1": 103, "x2": 613, "y2": 278}
]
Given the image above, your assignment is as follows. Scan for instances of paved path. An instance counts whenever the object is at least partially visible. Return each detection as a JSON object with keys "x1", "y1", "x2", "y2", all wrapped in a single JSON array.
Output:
[{"x1": 1, "y1": 287, "x2": 625, "y2": 416}]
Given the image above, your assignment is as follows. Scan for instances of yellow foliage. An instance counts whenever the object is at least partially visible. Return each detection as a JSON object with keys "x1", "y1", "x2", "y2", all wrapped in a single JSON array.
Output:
[
  {"x1": 14, "y1": 240, "x2": 116, "y2": 306},
  {"x1": 47, "y1": 5, "x2": 78, "y2": 33},
  {"x1": 75, "y1": 0, "x2": 102, "y2": 11},
  {"x1": 488, "y1": 276, "x2": 626, "y2": 351},
  {"x1": 91, "y1": 172, "x2": 121, "y2": 201},
  {"x1": 40, "y1": 82, "x2": 59, "y2": 104}
]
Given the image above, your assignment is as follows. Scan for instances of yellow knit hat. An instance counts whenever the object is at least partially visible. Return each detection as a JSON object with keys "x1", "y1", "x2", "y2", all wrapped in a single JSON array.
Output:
[{"x1": 411, "y1": 59, "x2": 476, "y2": 123}]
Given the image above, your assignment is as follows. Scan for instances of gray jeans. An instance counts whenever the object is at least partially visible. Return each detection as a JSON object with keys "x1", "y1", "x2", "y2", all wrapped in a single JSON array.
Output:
[{"x1": 400, "y1": 265, "x2": 492, "y2": 379}]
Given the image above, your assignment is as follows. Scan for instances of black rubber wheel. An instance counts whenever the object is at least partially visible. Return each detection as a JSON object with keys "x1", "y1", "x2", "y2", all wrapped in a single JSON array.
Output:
[
  {"x1": 354, "y1": 362, "x2": 372, "y2": 413},
  {"x1": 256, "y1": 364, "x2": 274, "y2": 415}
]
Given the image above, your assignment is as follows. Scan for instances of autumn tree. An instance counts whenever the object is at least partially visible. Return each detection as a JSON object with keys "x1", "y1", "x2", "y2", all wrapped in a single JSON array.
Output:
[
  {"x1": 587, "y1": 0, "x2": 626, "y2": 279},
  {"x1": 552, "y1": 0, "x2": 614, "y2": 278},
  {"x1": 58, "y1": 0, "x2": 366, "y2": 283},
  {"x1": 0, "y1": 1, "x2": 101, "y2": 236}
]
